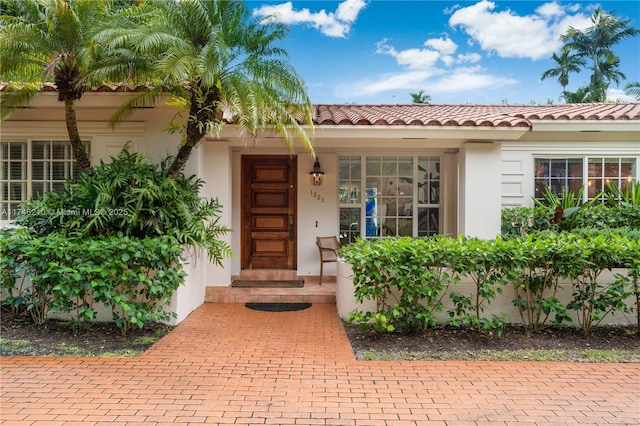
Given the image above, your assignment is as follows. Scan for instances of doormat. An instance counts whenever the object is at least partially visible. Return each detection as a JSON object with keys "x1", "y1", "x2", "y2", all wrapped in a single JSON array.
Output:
[
  {"x1": 231, "y1": 280, "x2": 304, "y2": 288},
  {"x1": 245, "y1": 302, "x2": 312, "y2": 312}
]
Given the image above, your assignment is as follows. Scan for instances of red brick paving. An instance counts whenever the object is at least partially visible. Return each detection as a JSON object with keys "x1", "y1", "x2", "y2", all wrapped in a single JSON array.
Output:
[{"x1": 1, "y1": 303, "x2": 639, "y2": 425}]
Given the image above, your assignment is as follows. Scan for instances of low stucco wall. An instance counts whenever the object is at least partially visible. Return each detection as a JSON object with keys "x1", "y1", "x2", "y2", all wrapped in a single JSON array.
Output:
[{"x1": 336, "y1": 259, "x2": 636, "y2": 326}]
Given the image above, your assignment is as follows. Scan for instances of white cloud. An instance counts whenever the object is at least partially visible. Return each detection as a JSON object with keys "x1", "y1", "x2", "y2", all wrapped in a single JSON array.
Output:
[
  {"x1": 430, "y1": 66, "x2": 518, "y2": 93},
  {"x1": 252, "y1": 0, "x2": 367, "y2": 38},
  {"x1": 424, "y1": 37, "x2": 457, "y2": 55},
  {"x1": 335, "y1": 70, "x2": 438, "y2": 98},
  {"x1": 336, "y1": 0, "x2": 367, "y2": 23},
  {"x1": 376, "y1": 40, "x2": 441, "y2": 70},
  {"x1": 456, "y1": 53, "x2": 482, "y2": 63},
  {"x1": 335, "y1": 65, "x2": 516, "y2": 100},
  {"x1": 536, "y1": 2, "x2": 564, "y2": 18},
  {"x1": 448, "y1": 0, "x2": 590, "y2": 60},
  {"x1": 607, "y1": 88, "x2": 636, "y2": 103}
]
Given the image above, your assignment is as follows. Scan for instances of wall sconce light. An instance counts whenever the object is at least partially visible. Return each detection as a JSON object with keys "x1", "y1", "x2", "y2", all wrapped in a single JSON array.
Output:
[{"x1": 309, "y1": 157, "x2": 324, "y2": 186}]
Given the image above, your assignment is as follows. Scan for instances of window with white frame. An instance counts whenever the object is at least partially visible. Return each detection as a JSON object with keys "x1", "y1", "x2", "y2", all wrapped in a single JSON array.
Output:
[
  {"x1": 338, "y1": 155, "x2": 440, "y2": 245},
  {"x1": 534, "y1": 157, "x2": 637, "y2": 202},
  {"x1": 1, "y1": 140, "x2": 89, "y2": 220}
]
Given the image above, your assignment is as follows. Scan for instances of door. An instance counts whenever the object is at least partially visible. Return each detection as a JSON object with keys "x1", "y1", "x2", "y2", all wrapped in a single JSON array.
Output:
[{"x1": 241, "y1": 155, "x2": 297, "y2": 270}]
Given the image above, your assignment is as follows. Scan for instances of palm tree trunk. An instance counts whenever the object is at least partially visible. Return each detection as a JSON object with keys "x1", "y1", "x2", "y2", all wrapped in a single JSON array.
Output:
[
  {"x1": 167, "y1": 132, "x2": 203, "y2": 178},
  {"x1": 64, "y1": 99, "x2": 92, "y2": 174},
  {"x1": 166, "y1": 88, "x2": 218, "y2": 178}
]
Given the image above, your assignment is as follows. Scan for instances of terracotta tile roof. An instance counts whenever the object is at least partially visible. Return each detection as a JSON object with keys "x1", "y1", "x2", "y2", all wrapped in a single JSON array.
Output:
[
  {"x1": 3, "y1": 83, "x2": 639, "y2": 128},
  {"x1": 314, "y1": 103, "x2": 640, "y2": 127}
]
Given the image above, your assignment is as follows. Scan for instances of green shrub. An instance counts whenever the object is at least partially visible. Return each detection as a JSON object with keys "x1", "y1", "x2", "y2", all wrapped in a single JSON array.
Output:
[
  {"x1": 501, "y1": 206, "x2": 554, "y2": 237},
  {"x1": 447, "y1": 238, "x2": 511, "y2": 335},
  {"x1": 3, "y1": 149, "x2": 232, "y2": 332},
  {"x1": 502, "y1": 182, "x2": 640, "y2": 235},
  {"x1": 15, "y1": 149, "x2": 231, "y2": 264},
  {"x1": 341, "y1": 232, "x2": 639, "y2": 336},
  {"x1": 341, "y1": 237, "x2": 459, "y2": 333},
  {"x1": 508, "y1": 235, "x2": 571, "y2": 332},
  {"x1": 0, "y1": 228, "x2": 37, "y2": 319},
  {"x1": 0, "y1": 229, "x2": 186, "y2": 333}
]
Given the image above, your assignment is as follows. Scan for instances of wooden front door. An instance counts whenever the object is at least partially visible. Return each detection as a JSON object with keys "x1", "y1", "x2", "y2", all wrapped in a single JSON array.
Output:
[{"x1": 241, "y1": 155, "x2": 297, "y2": 270}]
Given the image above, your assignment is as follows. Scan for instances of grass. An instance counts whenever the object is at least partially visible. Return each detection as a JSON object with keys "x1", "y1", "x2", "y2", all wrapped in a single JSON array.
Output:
[{"x1": 358, "y1": 347, "x2": 640, "y2": 362}]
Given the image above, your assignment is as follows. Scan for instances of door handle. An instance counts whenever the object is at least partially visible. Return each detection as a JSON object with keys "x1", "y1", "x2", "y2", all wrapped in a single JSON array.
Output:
[{"x1": 288, "y1": 214, "x2": 294, "y2": 241}]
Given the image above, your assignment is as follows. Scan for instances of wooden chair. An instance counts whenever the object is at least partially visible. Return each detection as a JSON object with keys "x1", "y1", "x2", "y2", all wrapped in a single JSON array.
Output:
[{"x1": 316, "y1": 236, "x2": 341, "y2": 285}]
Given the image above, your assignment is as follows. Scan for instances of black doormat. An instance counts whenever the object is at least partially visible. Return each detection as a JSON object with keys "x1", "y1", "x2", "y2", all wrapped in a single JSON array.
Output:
[
  {"x1": 245, "y1": 303, "x2": 312, "y2": 312},
  {"x1": 231, "y1": 280, "x2": 304, "y2": 288}
]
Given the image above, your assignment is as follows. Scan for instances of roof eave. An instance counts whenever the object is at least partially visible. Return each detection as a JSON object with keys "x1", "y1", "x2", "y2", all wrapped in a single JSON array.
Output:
[
  {"x1": 309, "y1": 125, "x2": 530, "y2": 141},
  {"x1": 531, "y1": 120, "x2": 640, "y2": 132}
]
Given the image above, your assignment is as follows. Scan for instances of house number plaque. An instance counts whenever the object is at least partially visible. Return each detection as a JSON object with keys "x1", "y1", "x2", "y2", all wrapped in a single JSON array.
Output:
[{"x1": 310, "y1": 190, "x2": 325, "y2": 203}]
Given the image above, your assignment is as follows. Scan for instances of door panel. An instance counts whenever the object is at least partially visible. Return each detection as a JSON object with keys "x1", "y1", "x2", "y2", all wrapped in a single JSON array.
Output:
[{"x1": 241, "y1": 156, "x2": 297, "y2": 270}]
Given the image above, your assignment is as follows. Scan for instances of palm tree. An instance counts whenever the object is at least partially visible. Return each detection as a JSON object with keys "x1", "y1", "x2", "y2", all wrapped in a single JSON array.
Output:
[
  {"x1": 93, "y1": 0, "x2": 314, "y2": 178},
  {"x1": 561, "y1": 7, "x2": 639, "y2": 102},
  {"x1": 410, "y1": 90, "x2": 431, "y2": 104},
  {"x1": 625, "y1": 81, "x2": 640, "y2": 101},
  {"x1": 0, "y1": 0, "x2": 116, "y2": 174},
  {"x1": 540, "y1": 46, "x2": 586, "y2": 91}
]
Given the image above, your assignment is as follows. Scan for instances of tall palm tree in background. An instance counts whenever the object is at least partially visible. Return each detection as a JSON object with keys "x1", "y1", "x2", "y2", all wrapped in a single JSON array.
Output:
[
  {"x1": 559, "y1": 7, "x2": 639, "y2": 102},
  {"x1": 93, "y1": 0, "x2": 314, "y2": 178},
  {"x1": 540, "y1": 47, "x2": 586, "y2": 93},
  {"x1": 0, "y1": 0, "x2": 115, "y2": 174}
]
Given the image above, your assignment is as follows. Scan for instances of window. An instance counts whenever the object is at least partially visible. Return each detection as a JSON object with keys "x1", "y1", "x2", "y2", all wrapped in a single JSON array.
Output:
[
  {"x1": 339, "y1": 155, "x2": 440, "y2": 245},
  {"x1": 534, "y1": 157, "x2": 636, "y2": 202},
  {"x1": 1, "y1": 140, "x2": 89, "y2": 220}
]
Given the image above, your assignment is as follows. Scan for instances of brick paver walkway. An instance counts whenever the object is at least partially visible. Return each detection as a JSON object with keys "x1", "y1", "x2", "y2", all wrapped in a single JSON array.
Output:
[{"x1": 1, "y1": 303, "x2": 639, "y2": 425}]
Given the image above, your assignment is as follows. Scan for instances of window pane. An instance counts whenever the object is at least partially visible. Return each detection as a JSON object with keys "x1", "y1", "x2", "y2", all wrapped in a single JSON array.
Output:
[
  {"x1": 588, "y1": 179, "x2": 602, "y2": 199},
  {"x1": 51, "y1": 143, "x2": 67, "y2": 159},
  {"x1": 32, "y1": 161, "x2": 45, "y2": 180},
  {"x1": 9, "y1": 143, "x2": 26, "y2": 160},
  {"x1": 366, "y1": 157, "x2": 380, "y2": 175},
  {"x1": 398, "y1": 156, "x2": 412, "y2": 175},
  {"x1": 382, "y1": 158, "x2": 396, "y2": 175},
  {"x1": 398, "y1": 218, "x2": 413, "y2": 236},
  {"x1": 365, "y1": 187, "x2": 378, "y2": 237},
  {"x1": 32, "y1": 141, "x2": 46, "y2": 160},
  {"x1": 604, "y1": 158, "x2": 620, "y2": 177},
  {"x1": 9, "y1": 182, "x2": 25, "y2": 200},
  {"x1": 567, "y1": 159, "x2": 582, "y2": 177},
  {"x1": 550, "y1": 160, "x2": 566, "y2": 177},
  {"x1": 32, "y1": 182, "x2": 46, "y2": 196},
  {"x1": 339, "y1": 208, "x2": 360, "y2": 245},
  {"x1": 418, "y1": 208, "x2": 439, "y2": 236},
  {"x1": 588, "y1": 158, "x2": 603, "y2": 177},
  {"x1": 52, "y1": 162, "x2": 66, "y2": 180},
  {"x1": 534, "y1": 160, "x2": 549, "y2": 178},
  {"x1": 339, "y1": 182, "x2": 361, "y2": 204}
]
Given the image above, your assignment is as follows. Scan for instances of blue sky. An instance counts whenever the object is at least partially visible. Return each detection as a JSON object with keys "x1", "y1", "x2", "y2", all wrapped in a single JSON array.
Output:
[{"x1": 250, "y1": 0, "x2": 640, "y2": 105}]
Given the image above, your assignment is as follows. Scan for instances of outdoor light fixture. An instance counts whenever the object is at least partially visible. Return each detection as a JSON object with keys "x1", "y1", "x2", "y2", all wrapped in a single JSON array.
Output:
[{"x1": 309, "y1": 157, "x2": 325, "y2": 186}]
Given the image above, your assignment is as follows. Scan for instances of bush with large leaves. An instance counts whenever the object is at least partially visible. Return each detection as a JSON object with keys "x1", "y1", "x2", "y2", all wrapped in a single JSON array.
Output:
[{"x1": 16, "y1": 149, "x2": 231, "y2": 263}]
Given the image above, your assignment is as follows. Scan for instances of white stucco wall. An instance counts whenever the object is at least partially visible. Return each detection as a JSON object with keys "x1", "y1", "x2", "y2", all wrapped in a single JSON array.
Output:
[{"x1": 458, "y1": 142, "x2": 502, "y2": 238}]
